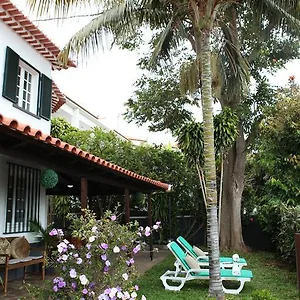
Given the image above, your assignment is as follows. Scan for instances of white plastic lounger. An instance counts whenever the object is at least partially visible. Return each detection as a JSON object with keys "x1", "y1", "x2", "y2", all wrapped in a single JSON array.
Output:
[
  {"x1": 160, "y1": 242, "x2": 253, "y2": 295},
  {"x1": 176, "y1": 236, "x2": 247, "y2": 269}
]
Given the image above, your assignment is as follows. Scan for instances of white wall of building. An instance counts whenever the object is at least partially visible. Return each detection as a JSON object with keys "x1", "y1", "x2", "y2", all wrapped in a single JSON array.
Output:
[
  {"x1": 0, "y1": 154, "x2": 48, "y2": 243},
  {"x1": 54, "y1": 98, "x2": 110, "y2": 131},
  {"x1": 0, "y1": 21, "x2": 52, "y2": 134}
]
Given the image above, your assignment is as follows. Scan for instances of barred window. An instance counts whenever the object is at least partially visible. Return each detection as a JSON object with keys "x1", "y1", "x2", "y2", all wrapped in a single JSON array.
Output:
[{"x1": 5, "y1": 163, "x2": 41, "y2": 233}]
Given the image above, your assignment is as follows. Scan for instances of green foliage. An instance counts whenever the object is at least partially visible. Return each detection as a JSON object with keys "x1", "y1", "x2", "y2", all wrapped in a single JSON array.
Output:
[
  {"x1": 29, "y1": 220, "x2": 57, "y2": 253},
  {"x1": 251, "y1": 289, "x2": 278, "y2": 300},
  {"x1": 124, "y1": 52, "x2": 197, "y2": 133},
  {"x1": 50, "y1": 117, "x2": 78, "y2": 140},
  {"x1": 177, "y1": 107, "x2": 239, "y2": 167}
]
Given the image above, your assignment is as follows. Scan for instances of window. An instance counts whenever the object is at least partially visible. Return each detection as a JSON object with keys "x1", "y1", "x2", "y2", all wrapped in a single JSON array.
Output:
[
  {"x1": 2, "y1": 47, "x2": 53, "y2": 120},
  {"x1": 5, "y1": 163, "x2": 41, "y2": 234},
  {"x1": 15, "y1": 62, "x2": 39, "y2": 114}
]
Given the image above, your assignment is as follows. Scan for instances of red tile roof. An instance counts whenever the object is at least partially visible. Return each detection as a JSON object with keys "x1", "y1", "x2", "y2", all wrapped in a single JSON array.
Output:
[
  {"x1": 52, "y1": 82, "x2": 66, "y2": 113},
  {"x1": 0, "y1": 113, "x2": 170, "y2": 191},
  {"x1": 0, "y1": 0, "x2": 76, "y2": 69}
]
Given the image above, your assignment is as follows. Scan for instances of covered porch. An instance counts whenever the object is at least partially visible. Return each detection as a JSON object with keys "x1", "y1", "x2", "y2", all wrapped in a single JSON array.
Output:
[{"x1": 0, "y1": 113, "x2": 170, "y2": 260}]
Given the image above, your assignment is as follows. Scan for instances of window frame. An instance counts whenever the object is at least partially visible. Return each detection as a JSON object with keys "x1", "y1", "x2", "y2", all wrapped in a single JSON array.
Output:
[
  {"x1": 5, "y1": 163, "x2": 41, "y2": 234},
  {"x1": 15, "y1": 59, "x2": 40, "y2": 115}
]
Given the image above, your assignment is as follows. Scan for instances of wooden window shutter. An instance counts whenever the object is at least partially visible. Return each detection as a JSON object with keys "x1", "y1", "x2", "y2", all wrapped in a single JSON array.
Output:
[
  {"x1": 39, "y1": 74, "x2": 52, "y2": 120},
  {"x1": 2, "y1": 47, "x2": 19, "y2": 102}
]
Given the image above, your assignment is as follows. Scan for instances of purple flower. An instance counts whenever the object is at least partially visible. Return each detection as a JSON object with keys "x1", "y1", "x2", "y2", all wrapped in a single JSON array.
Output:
[
  {"x1": 86, "y1": 243, "x2": 92, "y2": 250},
  {"x1": 101, "y1": 254, "x2": 107, "y2": 261},
  {"x1": 111, "y1": 215, "x2": 117, "y2": 221},
  {"x1": 86, "y1": 252, "x2": 92, "y2": 259},
  {"x1": 105, "y1": 260, "x2": 111, "y2": 267},
  {"x1": 53, "y1": 285, "x2": 58, "y2": 292},
  {"x1": 82, "y1": 288, "x2": 88, "y2": 294},
  {"x1": 72, "y1": 282, "x2": 77, "y2": 290},
  {"x1": 133, "y1": 244, "x2": 141, "y2": 254},
  {"x1": 89, "y1": 282, "x2": 96, "y2": 289},
  {"x1": 70, "y1": 268, "x2": 77, "y2": 278},
  {"x1": 104, "y1": 266, "x2": 109, "y2": 272},
  {"x1": 49, "y1": 228, "x2": 58, "y2": 236},
  {"x1": 58, "y1": 280, "x2": 66, "y2": 288},
  {"x1": 135, "y1": 285, "x2": 139, "y2": 291},
  {"x1": 101, "y1": 243, "x2": 108, "y2": 250},
  {"x1": 76, "y1": 258, "x2": 83, "y2": 264},
  {"x1": 121, "y1": 245, "x2": 127, "y2": 251}
]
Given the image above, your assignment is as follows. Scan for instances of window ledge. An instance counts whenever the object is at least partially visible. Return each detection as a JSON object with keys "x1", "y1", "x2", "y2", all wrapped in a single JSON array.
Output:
[{"x1": 13, "y1": 104, "x2": 41, "y2": 120}]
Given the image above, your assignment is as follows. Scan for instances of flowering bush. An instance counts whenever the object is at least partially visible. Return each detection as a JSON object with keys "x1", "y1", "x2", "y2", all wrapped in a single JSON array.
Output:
[{"x1": 28, "y1": 209, "x2": 160, "y2": 300}]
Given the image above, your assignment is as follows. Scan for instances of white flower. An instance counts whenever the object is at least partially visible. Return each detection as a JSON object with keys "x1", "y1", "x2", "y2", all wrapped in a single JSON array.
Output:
[
  {"x1": 63, "y1": 239, "x2": 69, "y2": 244},
  {"x1": 131, "y1": 291, "x2": 137, "y2": 298},
  {"x1": 122, "y1": 273, "x2": 129, "y2": 280},
  {"x1": 123, "y1": 291, "x2": 130, "y2": 299},
  {"x1": 153, "y1": 224, "x2": 159, "y2": 230},
  {"x1": 113, "y1": 246, "x2": 120, "y2": 253},
  {"x1": 61, "y1": 254, "x2": 68, "y2": 261},
  {"x1": 141, "y1": 295, "x2": 147, "y2": 300},
  {"x1": 117, "y1": 291, "x2": 123, "y2": 298},
  {"x1": 92, "y1": 226, "x2": 98, "y2": 233},
  {"x1": 79, "y1": 274, "x2": 89, "y2": 285},
  {"x1": 109, "y1": 287, "x2": 118, "y2": 297},
  {"x1": 89, "y1": 236, "x2": 96, "y2": 243}
]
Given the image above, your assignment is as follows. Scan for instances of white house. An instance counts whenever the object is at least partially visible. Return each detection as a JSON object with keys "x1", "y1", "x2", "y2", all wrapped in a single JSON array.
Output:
[
  {"x1": 53, "y1": 96, "x2": 110, "y2": 131},
  {"x1": 0, "y1": 1, "x2": 168, "y2": 248},
  {"x1": 0, "y1": 0, "x2": 74, "y2": 242},
  {"x1": 53, "y1": 95, "x2": 130, "y2": 141}
]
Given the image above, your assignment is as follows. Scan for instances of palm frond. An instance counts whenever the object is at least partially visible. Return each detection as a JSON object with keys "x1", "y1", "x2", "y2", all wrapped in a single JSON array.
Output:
[
  {"x1": 250, "y1": 0, "x2": 300, "y2": 31},
  {"x1": 26, "y1": 0, "x2": 103, "y2": 19},
  {"x1": 57, "y1": 2, "x2": 136, "y2": 65},
  {"x1": 179, "y1": 58, "x2": 200, "y2": 95}
]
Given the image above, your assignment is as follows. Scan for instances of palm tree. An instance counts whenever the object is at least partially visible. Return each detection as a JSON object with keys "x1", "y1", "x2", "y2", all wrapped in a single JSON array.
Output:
[{"x1": 27, "y1": 0, "x2": 300, "y2": 297}]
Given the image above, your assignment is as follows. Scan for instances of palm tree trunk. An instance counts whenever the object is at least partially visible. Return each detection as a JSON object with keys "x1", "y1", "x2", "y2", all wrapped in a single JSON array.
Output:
[
  {"x1": 218, "y1": 155, "x2": 224, "y2": 234},
  {"x1": 196, "y1": 28, "x2": 224, "y2": 298}
]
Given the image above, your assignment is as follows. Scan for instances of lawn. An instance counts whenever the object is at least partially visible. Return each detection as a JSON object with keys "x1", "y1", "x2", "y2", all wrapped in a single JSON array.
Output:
[{"x1": 137, "y1": 251, "x2": 298, "y2": 299}]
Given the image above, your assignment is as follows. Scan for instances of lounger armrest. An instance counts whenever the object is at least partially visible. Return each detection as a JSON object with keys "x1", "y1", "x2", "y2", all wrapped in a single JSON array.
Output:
[{"x1": 197, "y1": 255, "x2": 208, "y2": 260}]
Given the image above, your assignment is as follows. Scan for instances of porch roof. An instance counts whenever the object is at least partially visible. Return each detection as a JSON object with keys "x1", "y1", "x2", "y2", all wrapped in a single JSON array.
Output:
[{"x1": 0, "y1": 113, "x2": 170, "y2": 195}]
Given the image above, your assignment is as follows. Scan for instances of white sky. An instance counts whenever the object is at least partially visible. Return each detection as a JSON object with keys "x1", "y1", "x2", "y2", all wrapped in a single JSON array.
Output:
[{"x1": 11, "y1": 0, "x2": 300, "y2": 144}]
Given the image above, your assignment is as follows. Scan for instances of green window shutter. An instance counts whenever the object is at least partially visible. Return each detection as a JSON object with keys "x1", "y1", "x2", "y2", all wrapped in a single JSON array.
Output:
[
  {"x1": 39, "y1": 74, "x2": 52, "y2": 120},
  {"x1": 2, "y1": 47, "x2": 19, "y2": 102}
]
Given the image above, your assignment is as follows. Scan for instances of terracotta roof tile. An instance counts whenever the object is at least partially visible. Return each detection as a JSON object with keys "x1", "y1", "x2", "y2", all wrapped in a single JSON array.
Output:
[
  {"x1": 0, "y1": 0, "x2": 76, "y2": 69},
  {"x1": 0, "y1": 113, "x2": 170, "y2": 191},
  {"x1": 52, "y1": 82, "x2": 66, "y2": 113}
]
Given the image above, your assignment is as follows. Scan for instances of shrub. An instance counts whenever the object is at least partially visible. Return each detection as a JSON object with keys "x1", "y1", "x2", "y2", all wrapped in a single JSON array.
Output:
[
  {"x1": 277, "y1": 204, "x2": 300, "y2": 264},
  {"x1": 27, "y1": 209, "x2": 160, "y2": 299},
  {"x1": 251, "y1": 289, "x2": 278, "y2": 300}
]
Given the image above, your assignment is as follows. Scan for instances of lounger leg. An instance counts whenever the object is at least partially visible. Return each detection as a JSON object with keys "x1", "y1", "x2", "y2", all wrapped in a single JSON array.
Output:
[
  {"x1": 160, "y1": 271, "x2": 186, "y2": 291},
  {"x1": 23, "y1": 266, "x2": 26, "y2": 282},
  {"x1": 222, "y1": 279, "x2": 245, "y2": 295}
]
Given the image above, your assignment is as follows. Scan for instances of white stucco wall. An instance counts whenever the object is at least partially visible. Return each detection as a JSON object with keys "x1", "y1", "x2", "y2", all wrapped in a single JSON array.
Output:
[
  {"x1": 0, "y1": 154, "x2": 48, "y2": 243},
  {"x1": 54, "y1": 100, "x2": 112, "y2": 132},
  {"x1": 0, "y1": 21, "x2": 52, "y2": 134}
]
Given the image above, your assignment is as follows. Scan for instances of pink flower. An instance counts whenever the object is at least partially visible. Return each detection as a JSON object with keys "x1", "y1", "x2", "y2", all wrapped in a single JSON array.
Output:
[{"x1": 111, "y1": 215, "x2": 117, "y2": 221}]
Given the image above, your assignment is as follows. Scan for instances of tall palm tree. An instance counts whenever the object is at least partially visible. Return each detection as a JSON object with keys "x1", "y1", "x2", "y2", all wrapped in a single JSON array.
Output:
[{"x1": 27, "y1": 0, "x2": 300, "y2": 297}]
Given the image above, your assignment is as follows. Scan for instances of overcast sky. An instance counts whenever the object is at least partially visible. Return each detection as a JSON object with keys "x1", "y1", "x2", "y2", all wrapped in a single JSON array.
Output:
[{"x1": 11, "y1": 0, "x2": 300, "y2": 144}]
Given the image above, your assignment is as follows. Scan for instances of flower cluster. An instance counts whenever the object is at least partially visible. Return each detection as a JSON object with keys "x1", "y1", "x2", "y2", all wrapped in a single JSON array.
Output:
[{"x1": 38, "y1": 210, "x2": 161, "y2": 300}]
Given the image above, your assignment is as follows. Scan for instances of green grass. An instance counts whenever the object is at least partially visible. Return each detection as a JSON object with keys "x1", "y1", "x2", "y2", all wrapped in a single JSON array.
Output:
[{"x1": 137, "y1": 252, "x2": 298, "y2": 299}]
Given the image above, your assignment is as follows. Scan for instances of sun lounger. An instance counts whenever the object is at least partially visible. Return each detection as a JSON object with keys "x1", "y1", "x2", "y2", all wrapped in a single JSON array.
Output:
[
  {"x1": 160, "y1": 241, "x2": 253, "y2": 294},
  {"x1": 176, "y1": 236, "x2": 247, "y2": 269}
]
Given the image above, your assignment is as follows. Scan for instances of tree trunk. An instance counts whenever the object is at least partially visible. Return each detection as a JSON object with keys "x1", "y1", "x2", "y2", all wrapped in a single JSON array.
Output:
[
  {"x1": 220, "y1": 125, "x2": 247, "y2": 251},
  {"x1": 198, "y1": 28, "x2": 224, "y2": 299}
]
